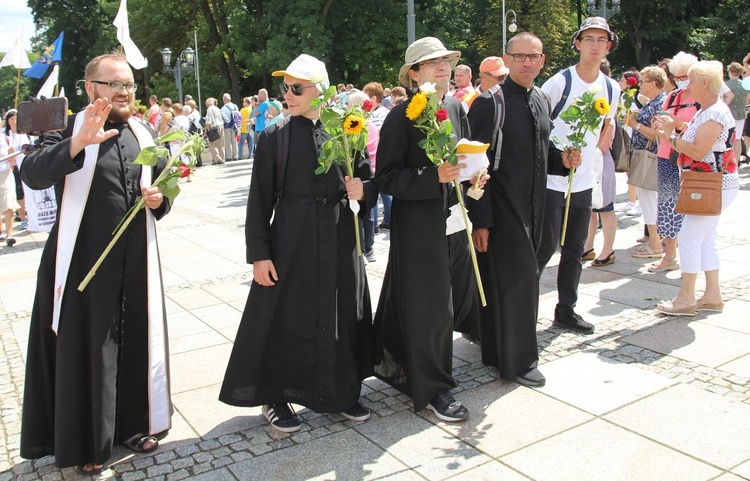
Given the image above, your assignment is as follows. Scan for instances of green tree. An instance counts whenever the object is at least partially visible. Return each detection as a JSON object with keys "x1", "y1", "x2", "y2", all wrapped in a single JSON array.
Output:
[
  {"x1": 480, "y1": 0, "x2": 577, "y2": 80},
  {"x1": 0, "y1": 61, "x2": 34, "y2": 110},
  {"x1": 607, "y1": 0, "x2": 721, "y2": 71},
  {"x1": 696, "y1": 0, "x2": 750, "y2": 66}
]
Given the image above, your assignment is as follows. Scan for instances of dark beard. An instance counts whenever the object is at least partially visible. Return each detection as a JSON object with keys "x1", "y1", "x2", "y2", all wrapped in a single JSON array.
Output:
[{"x1": 107, "y1": 104, "x2": 135, "y2": 124}]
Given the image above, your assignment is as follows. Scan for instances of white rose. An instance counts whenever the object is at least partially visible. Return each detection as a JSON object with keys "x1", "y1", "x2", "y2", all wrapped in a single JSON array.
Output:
[
  {"x1": 589, "y1": 83, "x2": 602, "y2": 95},
  {"x1": 420, "y1": 82, "x2": 437, "y2": 95}
]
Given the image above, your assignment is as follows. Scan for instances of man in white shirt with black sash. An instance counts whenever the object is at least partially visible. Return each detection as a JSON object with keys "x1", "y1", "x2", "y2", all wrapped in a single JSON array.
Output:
[{"x1": 19, "y1": 52, "x2": 172, "y2": 475}]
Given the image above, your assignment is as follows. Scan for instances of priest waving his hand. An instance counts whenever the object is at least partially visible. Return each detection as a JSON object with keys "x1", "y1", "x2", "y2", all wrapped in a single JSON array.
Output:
[{"x1": 20, "y1": 52, "x2": 172, "y2": 476}]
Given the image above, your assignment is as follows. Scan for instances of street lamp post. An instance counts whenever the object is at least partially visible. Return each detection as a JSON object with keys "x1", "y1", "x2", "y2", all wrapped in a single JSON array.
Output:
[
  {"x1": 586, "y1": 0, "x2": 620, "y2": 19},
  {"x1": 160, "y1": 47, "x2": 196, "y2": 104},
  {"x1": 502, "y1": 0, "x2": 518, "y2": 54}
]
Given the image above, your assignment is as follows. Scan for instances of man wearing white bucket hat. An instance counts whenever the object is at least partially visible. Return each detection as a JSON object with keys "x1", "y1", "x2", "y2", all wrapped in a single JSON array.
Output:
[
  {"x1": 373, "y1": 37, "x2": 482, "y2": 423},
  {"x1": 220, "y1": 53, "x2": 377, "y2": 433},
  {"x1": 537, "y1": 17, "x2": 621, "y2": 335}
]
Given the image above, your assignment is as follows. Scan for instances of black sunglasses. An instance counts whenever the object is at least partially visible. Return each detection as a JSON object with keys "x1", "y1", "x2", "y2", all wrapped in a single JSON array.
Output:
[{"x1": 280, "y1": 83, "x2": 317, "y2": 96}]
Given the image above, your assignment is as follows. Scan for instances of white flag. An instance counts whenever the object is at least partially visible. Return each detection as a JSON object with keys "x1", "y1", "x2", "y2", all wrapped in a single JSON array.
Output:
[
  {"x1": 113, "y1": 0, "x2": 148, "y2": 70},
  {"x1": 0, "y1": 38, "x2": 31, "y2": 69},
  {"x1": 37, "y1": 64, "x2": 59, "y2": 99},
  {"x1": 59, "y1": 87, "x2": 66, "y2": 98}
]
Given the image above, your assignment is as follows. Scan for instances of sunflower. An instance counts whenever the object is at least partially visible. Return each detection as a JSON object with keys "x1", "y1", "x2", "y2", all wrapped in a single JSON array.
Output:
[
  {"x1": 594, "y1": 98, "x2": 610, "y2": 115},
  {"x1": 343, "y1": 114, "x2": 365, "y2": 135},
  {"x1": 406, "y1": 92, "x2": 428, "y2": 121}
]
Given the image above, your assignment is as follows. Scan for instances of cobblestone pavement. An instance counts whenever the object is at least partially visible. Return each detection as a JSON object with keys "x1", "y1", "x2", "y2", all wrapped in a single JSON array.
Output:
[{"x1": 2, "y1": 160, "x2": 750, "y2": 480}]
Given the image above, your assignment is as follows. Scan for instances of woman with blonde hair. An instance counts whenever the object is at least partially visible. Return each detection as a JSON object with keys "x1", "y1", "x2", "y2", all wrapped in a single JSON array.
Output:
[
  {"x1": 653, "y1": 60, "x2": 738, "y2": 315},
  {"x1": 640, "y1": 53, "x2": 699, "y2": 272}
]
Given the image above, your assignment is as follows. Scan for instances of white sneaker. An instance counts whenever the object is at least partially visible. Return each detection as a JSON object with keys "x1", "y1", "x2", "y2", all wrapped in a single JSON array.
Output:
[
  {"x1": 625, "y1": 204, "x2": 642, "y2": 216},
  {"x1": 615, "y1": 201, "x2": 636, "y2": 213}
]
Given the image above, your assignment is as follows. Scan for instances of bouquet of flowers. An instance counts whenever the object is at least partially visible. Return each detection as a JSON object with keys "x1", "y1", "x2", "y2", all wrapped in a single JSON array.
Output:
[
  {"x1": 554, "y1": 84, "x2": 611, "y2": 245},
  {"x1": 78, "y1": 130, "x2": 204, "y2": 291},
  {"x1": 406, "y1": 82, "x2": 486, "y2": 306},
  {"x1": 618, "y1": 76, "x2": 638, "y2": 124},
  {"x1": 313, "y1": 85, "x2": 372, "y2": 256}
]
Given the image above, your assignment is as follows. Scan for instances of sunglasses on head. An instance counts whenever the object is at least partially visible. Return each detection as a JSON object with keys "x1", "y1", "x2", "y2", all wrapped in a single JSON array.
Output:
[{"x1": 280, "y1": 82, "x2": 317, "y2": 96}]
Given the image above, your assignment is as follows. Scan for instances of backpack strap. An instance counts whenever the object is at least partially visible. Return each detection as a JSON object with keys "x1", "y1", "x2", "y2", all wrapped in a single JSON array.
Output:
[
  {"x1": 551, "y1": 68, "x2": 573, "y2": 120},
  {"x1": 484, "y1": 84, "x2": 506, "y2": 171},
  {"x1": 274, "y1": 116, "x2": 292, "y2": 203},
  {"x1": 552, "y1": 69, "x2": 614, "y2": 120},
  {"x1": 533, "y1": 86, "x2": 553, "y2": 119}
]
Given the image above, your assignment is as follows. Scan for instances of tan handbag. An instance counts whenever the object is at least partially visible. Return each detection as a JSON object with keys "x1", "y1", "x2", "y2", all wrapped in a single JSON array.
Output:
[
  {"x1": 675, "y1": 169, "x2": 723, "y2": 216},
  {"x1": 627, "y1": 143, "x2": 658, "y2": 191}
]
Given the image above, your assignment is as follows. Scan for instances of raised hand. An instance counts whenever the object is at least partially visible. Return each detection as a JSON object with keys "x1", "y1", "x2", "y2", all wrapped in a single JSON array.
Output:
[{"x1": 69, "y1": 98, "x2": 120, "y2": 158}]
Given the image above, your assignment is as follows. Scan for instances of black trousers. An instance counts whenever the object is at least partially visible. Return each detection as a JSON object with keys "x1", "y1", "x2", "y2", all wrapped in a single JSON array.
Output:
[{"x1": 536, "y1": 188, "x2": 592, "y2": 317}]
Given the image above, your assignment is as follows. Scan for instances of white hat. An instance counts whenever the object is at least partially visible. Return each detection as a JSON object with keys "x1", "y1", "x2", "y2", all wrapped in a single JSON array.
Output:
[
  {"x1": 398, "y1": 37, "x2": 461, "y2": 87},
  {"x1": 272, "y1": 54, "x2": 330, "y2": 92}
]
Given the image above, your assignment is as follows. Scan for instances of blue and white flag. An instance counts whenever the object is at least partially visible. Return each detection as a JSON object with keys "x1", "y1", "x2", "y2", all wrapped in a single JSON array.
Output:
[{"x1": 23, "y1": 31, "x2": 63, "y2": 79}]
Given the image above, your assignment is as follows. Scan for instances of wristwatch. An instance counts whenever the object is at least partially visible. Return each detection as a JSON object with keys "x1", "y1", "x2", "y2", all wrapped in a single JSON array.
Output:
[{"x1": 669, "y1": 132, "x2": 679, "y2": 148}]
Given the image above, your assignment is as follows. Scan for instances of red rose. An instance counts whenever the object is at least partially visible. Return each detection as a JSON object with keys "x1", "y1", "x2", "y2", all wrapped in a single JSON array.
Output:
[
  {"x1": 178, "y1": 164, "x2": 191, "y2": 178},
  {"x1": 362, "y1": 100, "x2": 373, "y2": 112},
  {"x1": 626, "y1": 76, "x2": 638, "y2": 87},
  {"x1": 435, "y1": 108, "x2": 449, "y2": 122}
]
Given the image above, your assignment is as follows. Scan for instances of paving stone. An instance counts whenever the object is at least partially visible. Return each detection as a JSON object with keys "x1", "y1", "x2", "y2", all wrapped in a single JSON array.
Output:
[
  {"x1": 174, "y1": 444, "x2": 200, "y2": 457},
  {"x1": 211, "y1": 456, "x2": 233, "y2": 468},
  {"x1": 192, "y1": 451, "x2": 213, "y2": 464},
  {"x1": 147, "y1": 464, "x2": 174, "y2": 477},
  {"x1": 121, "y1": 472, "x2": 147, "y2": 481},
  {"x1": 166, "y1": 469, "x2": 190, "y2": 481},
  {"x1": 132, "y1": 457, "x2": 155, "y2": 469},
  {"x1": 154, "y1": 451, "x2": 177, "y2": 464}
]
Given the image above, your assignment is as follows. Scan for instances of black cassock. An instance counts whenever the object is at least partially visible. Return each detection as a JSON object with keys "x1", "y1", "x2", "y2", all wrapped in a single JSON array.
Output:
[
  {"x1": 20, "y1": 119, "x2": 171, "y2": 468},
  {"x1": 373, "y1": 95, "x2": 480, "y2": 411},
  {"x1": 220, "y1": 116, "x2": 375, "y2": 413},
  {"x1": 466, "y1": 78, "x2": 568, "y2": 379}
]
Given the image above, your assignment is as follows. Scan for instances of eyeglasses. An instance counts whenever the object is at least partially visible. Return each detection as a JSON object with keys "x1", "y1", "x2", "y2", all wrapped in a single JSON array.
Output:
[
  {"x1": 482, "y1": 72, "x2": 507, "y2": 82},
  {"x1": 673, "y1": 75, "x2": 688, "y2": 81},
  {"x1": 419, "y1": 58, "x2": 452, "y2": 69},
  {"x1": 579, "y1": 36, "x2": 609, "y2": 45},
  {"x1": 90, "y1": 80, "x2": 137, "y2": 93},
  {"x1": 280, "y1": 83, "x2": 317, "y2": 96},
  {"x1": 507, "y1": 53, "x2": 543, "y2": 63}
]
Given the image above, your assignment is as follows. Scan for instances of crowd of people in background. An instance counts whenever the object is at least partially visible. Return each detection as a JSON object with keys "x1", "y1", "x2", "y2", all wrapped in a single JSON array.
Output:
[{"x1": 4, "y1": 15, "x2": 750, "y2": 476}]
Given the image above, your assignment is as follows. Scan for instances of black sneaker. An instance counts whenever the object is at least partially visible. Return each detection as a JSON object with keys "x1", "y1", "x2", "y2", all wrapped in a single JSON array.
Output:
[
  {"x1": 6, "y1": 237, "x2": 16, "y2": 247},
  {"x1": 341, "y1": 402, "x2": 370, "y2": 422},
  {"x1": 553, "y1": 311, "x2": 594, "y2": 334},
  {"x1": 515, "y1": 368, "x2": 546, "y2": 387},
  {"x1": 378, "y1": 222, "x2": 390, "y2": 230},
  {"x1": 426, "y1": 391, "x2": 469, "y2": 422},
  {"x1": 262, "y1": 403, "x2": 301, "y2": 433}
]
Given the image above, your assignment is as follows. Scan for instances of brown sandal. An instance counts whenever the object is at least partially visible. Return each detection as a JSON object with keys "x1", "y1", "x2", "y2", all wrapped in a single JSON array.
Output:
[{"x1": 122, "y1": 433, "x2": 159, "y2": 453}]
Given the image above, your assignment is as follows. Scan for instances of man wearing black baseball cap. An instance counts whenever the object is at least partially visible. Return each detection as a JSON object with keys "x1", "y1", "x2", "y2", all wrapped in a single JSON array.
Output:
[{"x1": 537, "y1": 17, "x2": 621, "y2": 335}]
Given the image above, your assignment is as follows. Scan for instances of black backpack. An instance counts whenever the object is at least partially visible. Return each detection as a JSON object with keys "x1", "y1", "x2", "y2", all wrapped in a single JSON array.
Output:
[{"x1": 551, "y1": 68, "x2": 614, "y2": 120}]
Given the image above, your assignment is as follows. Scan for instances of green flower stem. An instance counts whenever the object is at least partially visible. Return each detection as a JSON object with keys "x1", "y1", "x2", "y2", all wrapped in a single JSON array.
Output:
[
  {"x1": 342, "y1": 135, "x2": 362, "y2": 257},
  {"x1": 453, "y1": 178, "x2": 487, "y2": 307},
  {"x1": 560, "y1": 166, "x2": 575, "y2": 246},
  {"x1": 77, "y1": 151, "x2": 184, "y2": 292},
  {"x1": 77, "y1": 196, "x2": 145, "y2": 291}
]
